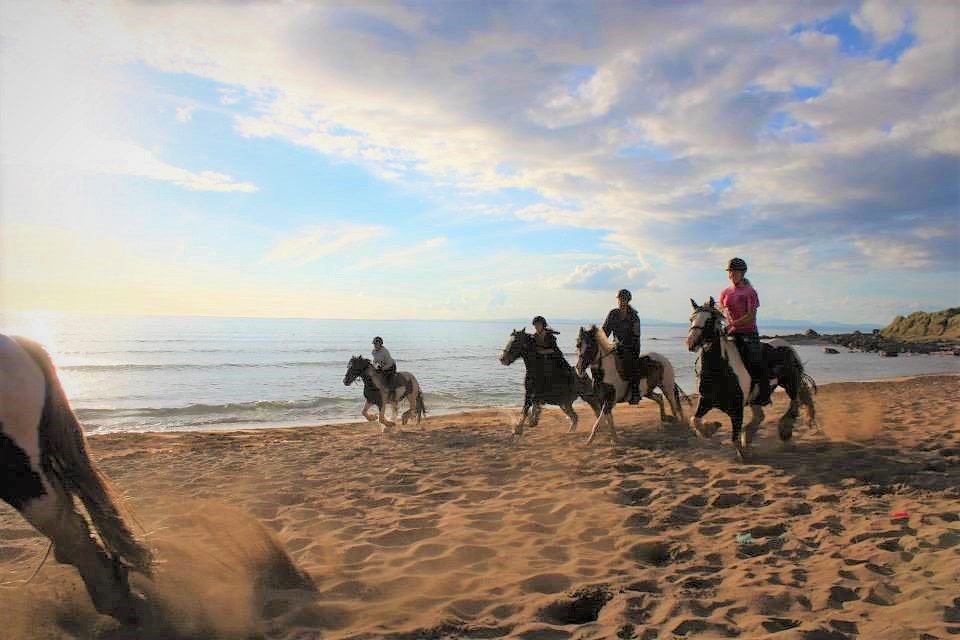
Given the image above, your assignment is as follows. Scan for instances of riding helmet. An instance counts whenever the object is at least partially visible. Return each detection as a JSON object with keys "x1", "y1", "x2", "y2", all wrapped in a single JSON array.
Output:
[
  {"x1": 617, "y1": 289, "x2": 632, "y2": 302},
  {"x1": 531, "y1": 315, "x2": 546, "y2": 326},
  {"x1": 727, "y1": 257, "x2": 748, "y2": 272},
  {"x1": 372, "y1": 336, "x2": 383, "y2": 345}
]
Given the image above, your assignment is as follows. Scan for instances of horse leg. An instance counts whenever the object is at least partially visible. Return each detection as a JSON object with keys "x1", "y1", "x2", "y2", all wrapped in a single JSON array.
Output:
[
  {"x1": 586, "y1": 401, "x2": 609, "y2": 445},
  {"x1": 606, "y1": 410, "x2": 618, "y2": 444},
  {"x1": 800, "y1": 381, "x2": 818, "y2": 431},
  {"x1": 529, "y1": 403, "x2": 542, "y2": 428},
  {"x1": 731, "y1": 406, "x2": 749, "y2": 461},
  {"x1": 746, "y1": 404, "x2": 764, "y2": 440},
  {"x1": 378, "y1": 404, "x2": 395, "y2": 432},
  {"x1": 669, "y1": 384, "x2": 686, "y2": 425},
  {"x1": 21, "y1": 486, "x2": 144, "y2": 623},
  {"x1": 361, "y1": 400, "x2": 377, "y2": 422},
  {"x1": 689, "y1": 397, "x2": 719, "y2": 438},
  {"x1": 561, "y1": 402, "x2": 578, "y2": 433},
  {"x1": 649, "y1": 392, "x2": 667, "y2": 424},
  {"x1": 515, "y1": 400, "x2": 531, "y2": 437}
]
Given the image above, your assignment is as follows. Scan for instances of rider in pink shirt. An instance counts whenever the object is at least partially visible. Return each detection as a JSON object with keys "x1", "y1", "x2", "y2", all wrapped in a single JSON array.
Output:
[{"x1": 719, "y1": 257, "x2": 770, "y2": 405}]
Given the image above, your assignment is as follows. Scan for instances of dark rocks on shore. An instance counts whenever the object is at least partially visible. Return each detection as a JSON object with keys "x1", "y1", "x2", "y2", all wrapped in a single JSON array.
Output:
[{"x1": 770, "y1": 331, "x2": 960, "y2": 356}]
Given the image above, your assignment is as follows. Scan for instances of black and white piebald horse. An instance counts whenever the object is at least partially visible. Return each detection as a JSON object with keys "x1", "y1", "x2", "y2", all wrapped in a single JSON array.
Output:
[
  {"x1": 575, "y1": 326, "x2": 688, "y2": 445},
  {"x1": 499, "y1": 328, "x2": 601, "y2": 437},
  {"x1": 343, "y1": 356, "x2": 426, "y2": 432},
  {"x1": 0, "y1": 334, "x2": 153, "y2": 623},
  {"x1": 686, "y1": 298, "x2": 818, "y2": 460}
]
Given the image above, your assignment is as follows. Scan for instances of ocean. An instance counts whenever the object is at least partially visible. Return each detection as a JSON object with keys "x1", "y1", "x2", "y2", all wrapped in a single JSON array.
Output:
[{"x1": 1, "y1": 314, "x2": 957, "y2": 434}]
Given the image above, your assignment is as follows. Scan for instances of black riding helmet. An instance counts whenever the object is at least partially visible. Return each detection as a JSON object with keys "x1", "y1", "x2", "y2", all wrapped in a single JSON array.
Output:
[
  {"x1": 617, "y1": 289, "x2": 632, "y2": 302},
  {"x1": 726, "y1": 257, "x2": 748, "y2": 272},
  {"x1": 372, "y1": 336, "x2": 383, "y2": 345},
  {"x1": 531, "y1": 315, "x2": 546, "y2": 326}
]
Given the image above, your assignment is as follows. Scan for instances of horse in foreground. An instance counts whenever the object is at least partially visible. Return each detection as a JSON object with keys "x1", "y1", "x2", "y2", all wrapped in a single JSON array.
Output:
[
  {"x1": 686, "y1": 298, "x2": 817, "y2": 460},
  {"x1": 0, "y1": 334, "x2": 153, "y2": 624},
  {"x1": 575, "y1": 326, "x2": 688, "y2": 444},
  {"x1": 343, "y1": 356, "x2": 427, "y2": 432},
  {"x1": 499, "y1": 328, "x2": 601, "y2": 437}
]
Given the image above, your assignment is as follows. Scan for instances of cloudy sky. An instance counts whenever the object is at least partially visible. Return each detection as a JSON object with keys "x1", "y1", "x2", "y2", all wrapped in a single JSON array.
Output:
[{"x1": 1, "y1": 0, "x2": 956, "y2": 324}]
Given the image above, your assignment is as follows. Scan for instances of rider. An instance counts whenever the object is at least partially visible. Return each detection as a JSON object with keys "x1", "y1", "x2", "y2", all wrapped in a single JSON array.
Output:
[
  {"x1": 532, "y1": 316, "x2": 562, "y2": 356},
  {"x1": 719, "y1": 257, "x2": 771, "y2": 406},
  {"x1": 602, "y1": 289, "x2": 643, "y2": 403},
  {"x1": 371, "y1": 336, "x2": 398, "y2": 396}
]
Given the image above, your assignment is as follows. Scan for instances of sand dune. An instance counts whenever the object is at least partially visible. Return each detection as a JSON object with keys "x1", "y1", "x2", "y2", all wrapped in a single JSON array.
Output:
[{"x1": 1, "y1": 375, "x2": 958, "y2": 639}]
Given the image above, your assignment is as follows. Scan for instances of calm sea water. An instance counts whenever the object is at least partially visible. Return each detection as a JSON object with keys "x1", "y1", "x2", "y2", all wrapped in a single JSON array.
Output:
[{"x1": 1, "y1": 314, "x2": 957, "y2": 434}]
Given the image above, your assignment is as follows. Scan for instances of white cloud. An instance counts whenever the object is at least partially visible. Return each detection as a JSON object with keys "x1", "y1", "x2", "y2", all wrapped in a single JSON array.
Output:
[
  {"x1": 176, "y1": 105, "x2": 195, "y2": 122},
  {"x1": 262, "y1": 224, "x2": 386, "y2": 265},
  {"x1": 3, "y1": 0, "x2": 957, "y2": 290},
  {"x1": 349, "y1": 236, "x2": 448, "y2": 270},
  {"x1": 560, "y1": 261, "x2": 661, "y2": 292},
  {"x1": 0, "y1": 3, "x2": 256, "y2": 194}
]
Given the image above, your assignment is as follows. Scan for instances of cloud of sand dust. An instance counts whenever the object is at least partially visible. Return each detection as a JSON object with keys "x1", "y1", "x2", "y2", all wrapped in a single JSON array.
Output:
[
  {"x1": 135, "y1": 502, "x2": 317, "y2": 638},
  {"x1": 0, "y1": 501, "x2": 318, "y2": 639},
  {"x1": 817, "y1": 396, "x2": 886, "y2": 442}
]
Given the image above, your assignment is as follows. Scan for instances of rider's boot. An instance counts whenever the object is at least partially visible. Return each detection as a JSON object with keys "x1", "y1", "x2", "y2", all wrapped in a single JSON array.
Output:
[{"x1": 628, "y1": 380, "x2": 641, "y2": 404}]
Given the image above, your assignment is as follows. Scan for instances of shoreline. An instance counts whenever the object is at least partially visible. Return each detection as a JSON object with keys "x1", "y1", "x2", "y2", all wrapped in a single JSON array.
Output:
[{"x1": 84, "y1": 372, "x2": 960, "y2": 439}]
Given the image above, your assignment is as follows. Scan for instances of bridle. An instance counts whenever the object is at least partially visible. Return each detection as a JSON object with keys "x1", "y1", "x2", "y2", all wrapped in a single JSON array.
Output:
[
  {"x1": 577, "y1": 328, "x2": 617, "y2": 374},
  {"x1": 688, "y1": 308, "x2": 723, "y2": 352}
]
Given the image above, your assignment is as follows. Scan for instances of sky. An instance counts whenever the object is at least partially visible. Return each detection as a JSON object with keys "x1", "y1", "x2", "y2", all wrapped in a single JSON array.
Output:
[{"x1": 0, "y1": 0, "x2": 957, "y2": 324}]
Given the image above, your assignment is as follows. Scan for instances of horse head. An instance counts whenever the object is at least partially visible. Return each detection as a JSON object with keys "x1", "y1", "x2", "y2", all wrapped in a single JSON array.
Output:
[
  {"x1": 686, "y1": 297, "x2": 723, "y2": 352},
  {"x1": 343, "y1": 355, "x2": 370, "y2": 385},
  {"x1": 499, "y1": 328, "x2": 530, "y2": 366},
  {"x1": 575, "y1": 325, "x2": 599, "y2": 376}
]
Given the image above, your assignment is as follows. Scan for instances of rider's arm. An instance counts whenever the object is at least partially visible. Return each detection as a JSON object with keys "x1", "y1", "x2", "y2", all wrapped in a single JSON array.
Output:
[
  {"x1": 729, "y1": 307, "x2": 757, "y2": 328},
  {"x1": 601, "y1": 310, "x2": 615, "y2": 338}
]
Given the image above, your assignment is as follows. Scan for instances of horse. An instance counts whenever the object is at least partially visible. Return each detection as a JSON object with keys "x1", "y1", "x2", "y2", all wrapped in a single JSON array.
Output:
[
  {"x1": 343, "y1": 356, "x2": 426, "y2": 432},
  {"x1": 575, "y1": 325, "x2": 687, "y2": 445},
  {"x1": 685, "y1": 298, "x2": 818, "y2": 460},
  {"x1": 0, "y1": 334, "x2": 153, "y2": 623},
  {"x1": 499, "y1": 328, "x2": 601, "y2": 437}
]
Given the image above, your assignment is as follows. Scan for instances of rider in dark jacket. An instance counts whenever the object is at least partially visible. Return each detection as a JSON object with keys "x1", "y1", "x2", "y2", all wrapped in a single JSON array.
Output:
[
  {"x1": 532, "y1": 316, "x2": 565, "y2": 394},
  {"x1": 602, "y1": 289, "x2": 643, "y2": 403}
]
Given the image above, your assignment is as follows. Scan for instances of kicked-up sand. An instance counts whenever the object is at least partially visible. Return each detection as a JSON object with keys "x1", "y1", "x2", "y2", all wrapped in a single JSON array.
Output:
[{"x1": 1, "y1": 374, "x2": 958, "y2": 639}]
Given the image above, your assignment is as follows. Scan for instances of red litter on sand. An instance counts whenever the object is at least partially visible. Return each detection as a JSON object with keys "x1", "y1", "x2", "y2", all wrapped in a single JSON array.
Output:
[{"x1": 891, "y1": 511, "x2": 909, "y2": 519}]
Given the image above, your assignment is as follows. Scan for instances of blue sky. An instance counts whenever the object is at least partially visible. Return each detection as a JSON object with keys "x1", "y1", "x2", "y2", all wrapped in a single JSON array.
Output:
[{"x1": 1, "y1": 0, "x2": 957, "y2": 324}]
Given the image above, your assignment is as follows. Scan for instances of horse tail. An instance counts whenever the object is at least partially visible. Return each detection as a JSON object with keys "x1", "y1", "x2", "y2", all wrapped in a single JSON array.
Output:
[
  {"x1": 674, "y1": 382, "x2": 692, "y2": 406},
  {"x1": 13, "y1": 337, "x2": 153, "y2": 576}
]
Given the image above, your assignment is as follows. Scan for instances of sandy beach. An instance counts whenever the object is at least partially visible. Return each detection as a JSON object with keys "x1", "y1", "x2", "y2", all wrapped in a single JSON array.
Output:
[{"x1": 1, "y1": 374, "x2": 958, "y2": 639}]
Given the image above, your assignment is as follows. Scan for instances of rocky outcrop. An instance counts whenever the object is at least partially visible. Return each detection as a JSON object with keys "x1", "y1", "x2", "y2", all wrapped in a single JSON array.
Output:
[{"x1": 881, "y1": 308, "x2": 960, "y2": 340}]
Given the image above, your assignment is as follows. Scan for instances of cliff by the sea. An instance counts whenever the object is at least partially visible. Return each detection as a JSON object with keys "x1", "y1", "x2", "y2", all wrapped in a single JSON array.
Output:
[
  {"x1": 774, "y1": 307, "x2": 960, "y2": 355},
  {"x1": 881, "y1": 307, "x2": 960, "y2": 341}
]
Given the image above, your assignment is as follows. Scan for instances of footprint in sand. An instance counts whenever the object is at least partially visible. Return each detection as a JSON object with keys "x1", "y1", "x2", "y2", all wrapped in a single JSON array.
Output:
[
  {"x1": 537, "y1": 585, "x2": 613, "y2": 625},
  {"x1": 628, "y1": 540, "x2": 693, "y2": 567},
  {"x1": 519, "y1": 573, "x2": 573, "y2": 594}
]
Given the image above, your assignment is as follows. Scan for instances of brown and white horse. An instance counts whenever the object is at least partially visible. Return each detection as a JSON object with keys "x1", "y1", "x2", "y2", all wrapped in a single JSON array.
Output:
[
  {"x1": 343, "y1": 356, "x2": 426, "y2": 432},
  {"x1": 0, "y1": 334, "x2": 153, "y2": 623},
  {"x1": 575, "y1": 325, "x2": 688, "y2": 444}
]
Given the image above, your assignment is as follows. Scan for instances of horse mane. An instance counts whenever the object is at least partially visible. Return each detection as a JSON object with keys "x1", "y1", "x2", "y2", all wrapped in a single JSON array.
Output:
[
  {"x1": 11, "y1": 336, "x2": 154, "y2": 576},
  {"x1": 593, "y1": 325, "x2": 614, "y2": 352}
]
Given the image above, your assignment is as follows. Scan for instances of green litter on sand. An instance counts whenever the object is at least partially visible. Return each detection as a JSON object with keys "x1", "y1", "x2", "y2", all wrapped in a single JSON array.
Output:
[{"x1": 735, "y1": 532, "x2": 753, "y2": 544}]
